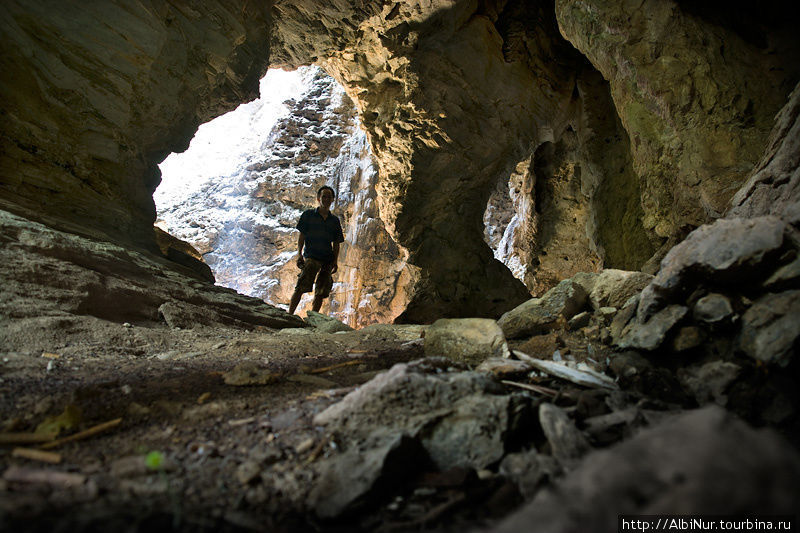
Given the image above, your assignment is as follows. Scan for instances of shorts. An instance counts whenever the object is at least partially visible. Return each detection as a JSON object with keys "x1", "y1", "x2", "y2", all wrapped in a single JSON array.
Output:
[{"x1": 295, "y1": 257, "x2": 334, "y2": 298}]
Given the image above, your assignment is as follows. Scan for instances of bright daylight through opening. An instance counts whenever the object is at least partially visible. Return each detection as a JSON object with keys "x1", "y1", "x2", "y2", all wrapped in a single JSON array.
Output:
[{"x1": 154, "y1": 67, "x2": 410, "y2": 327}]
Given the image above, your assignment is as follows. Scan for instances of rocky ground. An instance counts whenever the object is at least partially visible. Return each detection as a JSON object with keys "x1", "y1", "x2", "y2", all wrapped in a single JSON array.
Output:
[
  {"x1": 2, "y1": 203, "x2": 800, "y2": 532},
  {"x1": 0, "y1": 313, "x2": 630, "y2": 533}
]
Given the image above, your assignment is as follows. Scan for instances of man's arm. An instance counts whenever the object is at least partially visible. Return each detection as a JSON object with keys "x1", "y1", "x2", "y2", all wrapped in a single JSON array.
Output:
[
  {"x1": 330, "y1": 241, "x2": 340, "y2": 274},
  {"x1": 296, "y1": 233, "x2": 305, "y2": 268}
]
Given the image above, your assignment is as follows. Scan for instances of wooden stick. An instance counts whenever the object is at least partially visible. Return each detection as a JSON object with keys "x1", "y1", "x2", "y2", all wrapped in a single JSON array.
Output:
[
  {"x1": 0, "y1": 433, "x2": 56, "y2": 445},
  {"x1": 501, "y1": 380, "x2": 558, "y2": 397},
  {"x1": 12, "y1": 447, "x2": 62, "y2": 464},
  {"x1": 39, "y1": 418, "x2": 122, "y2": 450},
  {"x1": 309, "y1": 360, "x2": 363, "y2": 374},
  {"x1": 305, "y1": 435, "x2": 331, "y2": 464}
]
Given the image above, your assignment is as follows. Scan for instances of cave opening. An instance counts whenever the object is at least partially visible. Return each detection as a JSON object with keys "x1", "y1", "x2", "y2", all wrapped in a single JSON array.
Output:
[{"x1": 154, "y1": 67, "x2": 408, "y2": 327}]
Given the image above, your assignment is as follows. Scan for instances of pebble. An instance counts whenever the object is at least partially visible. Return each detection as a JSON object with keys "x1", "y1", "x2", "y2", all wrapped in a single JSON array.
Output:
[{"x1": 295, "y1": 438, "x2": 315, "y2": 454}]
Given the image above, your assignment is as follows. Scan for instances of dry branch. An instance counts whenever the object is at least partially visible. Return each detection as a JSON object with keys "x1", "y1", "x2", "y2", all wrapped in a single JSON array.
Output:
[
  {"x1": 501, "y1": 380, "x2": 559, "y2": 397},
  {"x1": 12, "y1": 447, "x2": 62, "y2": 464},
  {"x1": 0, "y1": 432, "x2": 56, "y2": 445},
  {"x1": 39, "y1": 418, "x2": 122, "y2": 450}
]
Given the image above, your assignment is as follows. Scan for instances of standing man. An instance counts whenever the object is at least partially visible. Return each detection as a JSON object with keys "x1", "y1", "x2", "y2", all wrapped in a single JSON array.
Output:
[{"x1": 288, "y1": 185, "x2": 345, "y2": 315}]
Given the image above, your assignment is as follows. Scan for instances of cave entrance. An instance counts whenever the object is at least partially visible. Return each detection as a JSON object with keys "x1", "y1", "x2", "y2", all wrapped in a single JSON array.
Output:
[
  {"x1": 154, "y1": 67, "x2": 409, "y2": 327},
  {"x1": 482, "y1": 157, "x2": 536, "y2": 292}
]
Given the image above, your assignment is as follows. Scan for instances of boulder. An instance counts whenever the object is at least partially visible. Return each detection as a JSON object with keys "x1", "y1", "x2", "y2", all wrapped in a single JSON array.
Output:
[
  {"x1": 693, "y1": 293, "x2": 734, "y2": 325},
  {"x1": 424, "y1": 318, "x2": 510, "y2": 365},
  {"x1": 490, "y1": 407, "x2": 800, "y2": 533},
  {"x1": 637, "y1": 216, "x2": 786, "y2": 321},
  {"x1": 305, "y1": 311, "x2": 354, "y2": 333},
  {"x1": 499, "y1": 280, "x2": 588, "y2": 339},
  {"x1": 617, "y1": 305, "x2": 688, "y2": 351},
  {"x1": 739, "y1": 290, "x2": 800, "y2": 367},
  {"x1": 588, "y1": 269, "x2": 653, "y2": 311},
  {"x1": 311, "y1": 360, "x2": 534, "y2": 517}
]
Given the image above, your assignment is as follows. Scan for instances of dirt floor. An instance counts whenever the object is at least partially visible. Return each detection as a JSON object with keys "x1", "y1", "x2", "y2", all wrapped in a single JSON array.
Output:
[
  {"x1": 0, "y1": 317, "x2": 422, "y2": 530},
  {"x1": 0, "y1": 314, "x2": 619, "y2": 532}
]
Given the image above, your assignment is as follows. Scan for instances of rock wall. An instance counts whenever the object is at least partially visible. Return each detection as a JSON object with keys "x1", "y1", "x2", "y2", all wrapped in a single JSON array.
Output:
[
  {"x1": 0, "y1": 0, "x2": 271, "y2": 249},
  {"x1": 556, "y1": 0, "x2": 800, "y2": 239},
  {"x1": 272, "y1": 0, "x2": 662, "y2": 319},
  {"x1": 729, "y1": 82, "x2": 800, "y2": 222}
]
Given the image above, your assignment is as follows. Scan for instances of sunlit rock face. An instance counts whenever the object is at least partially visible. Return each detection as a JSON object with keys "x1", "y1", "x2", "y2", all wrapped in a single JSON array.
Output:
[
  {"x1": 555, "y1": 0, "x2": 800, "y2": 240},
  {"x1": 0, "y1": 1, "x2": 271, "y2": 249},
  {"x1": 156, "y1": 68, "x2": 414, "y2": 327},
  {"x1": 272, "y1": 0, "x2": 657, "y2": 318},
  {"x1": 484, "y1": 69, "x2": 653, "y2": 295}
]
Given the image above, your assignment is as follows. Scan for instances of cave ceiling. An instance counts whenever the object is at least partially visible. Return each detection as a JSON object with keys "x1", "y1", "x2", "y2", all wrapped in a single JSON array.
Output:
[{"x1": 1, "y1": 0, "x2": 799, "y2": 322}]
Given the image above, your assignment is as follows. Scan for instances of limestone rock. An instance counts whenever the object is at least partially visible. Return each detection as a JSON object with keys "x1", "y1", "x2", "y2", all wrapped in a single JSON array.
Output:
[
  {"x1": 307, "y1": 433, "x2": 425, "y2": 519},
  {"x1": 499, "y1": 450, "x2": 561, "y2": 499},
  {"x1": 0, "y1": 208, "x2": 304, "y2": 331},
  {"x1": 475, "y1": 358, "x2": 532, "y2": 380},
  {"x1": 556, "y1": 0, "x2": 800, "y2": 240},
  {"x1": 308, "y1": 361, "x2": 539, "y2": 515},
  {"x1": 693, "y1": 293, "x2": 734, "y2": 325},
  {"x1": 739, "y1": 290, "x2": 800, "y2": 367},
  {"x1": 314, "y1": 361, "x2": 525, "y2": 473},
  {"x1": 588, "y1": 269, "x2": 653, "y2": 311},
  {"x1": 538, "y1": 403, "x2": 591, "y2": 464},
  {"x1": 637, "y1": 217, "x2": 786, "y2": 321},
  {"x1": 618, "y1": 305, "x2": 688, "y2": 352},
  {"x1": 424, "y1": 318, "x2": 509, "y2": 365},
  {"x1": 491, "y1": 407, "x2": 800, "y2": 533},
  {"x1": 304, "y1": 311, "x2": 354, "y2": 333},
  {"x1": 597, "y1": 307, "x2": 617, "y2": 325},
  {"x1": 567, "y1": 311, "x2": 591, "y2": 331},
  {"x1": 677, "y1": 362, "x2": 741, "y2": 406},
  {"x1": 159, "y1": 302, "x2": 249, "y2": 330},
  {"x1": 499, "y1": 280, "x2": 588, "y2": 339},
  {"x1": 670, "y1": 326, "x2": 705, "y2": 352},
  {"x1": 729, "y1": 82, "x2": 800, "y2": 221},
  {"x1": 153, "y1": 226, "x2": 214, "y2": 283},
  {"x1": 764, "y1": 254, "x2": 800, "y2": 289}
]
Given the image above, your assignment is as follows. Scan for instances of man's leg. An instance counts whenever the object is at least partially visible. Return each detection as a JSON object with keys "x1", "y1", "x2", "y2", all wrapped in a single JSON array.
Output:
[
  {"x1": 312, "y1": 263, "x2": 333, "y2": 313},
  {"x1": 291, "y1": 259, "x2": 320, "y2": 315},
  {"x1": 289, "y1": 290, "x2": 303, "y2": 314}
]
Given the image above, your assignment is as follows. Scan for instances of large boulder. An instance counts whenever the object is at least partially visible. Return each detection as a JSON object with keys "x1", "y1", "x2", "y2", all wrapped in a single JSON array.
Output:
[
  {"x1": 490, "y1": 407, "x2": 800, "y2": 533},
  {"x1": 588, "y1": 269, "x2": 653, "y2": 311},
  {"x1": 637, "y1": 216, "x2": 787, "y2": 321},
  {"x1": 499, "y1": 280, "x2": 588, "y2": 339},
  {"x1": 424, "y1": 318, "x2": 510, "y2": 365},
  {"x1": 310, "y1": 360, "x2": 532, "y2": 517}
]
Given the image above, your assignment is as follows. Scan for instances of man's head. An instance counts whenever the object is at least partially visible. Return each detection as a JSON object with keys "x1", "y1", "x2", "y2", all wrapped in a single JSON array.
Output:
[{"x1": 317, "y1": 186, "x2": 335, "y2": 209}]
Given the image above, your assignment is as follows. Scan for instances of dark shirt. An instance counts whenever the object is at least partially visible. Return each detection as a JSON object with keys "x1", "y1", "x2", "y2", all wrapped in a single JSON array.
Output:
[{"x1": 297, "y1": 208, "x2": 344, "y2": 262}]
